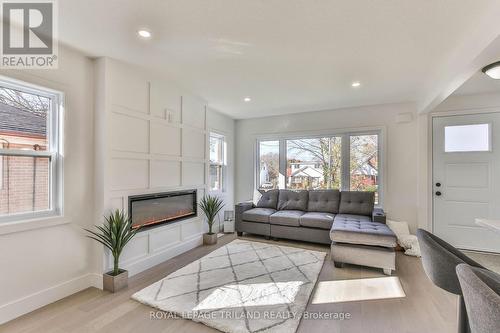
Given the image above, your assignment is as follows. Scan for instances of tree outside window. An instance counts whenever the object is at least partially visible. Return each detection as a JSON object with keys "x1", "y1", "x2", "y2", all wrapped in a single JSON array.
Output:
[
  {"x1": 0, "y1": 82, "x2": 61, "y2": 221},
  {"x1": 350, "y1": 134, "x2": 379, "y2": 203},
  {"x1": 286, "y1": 137, "x2": 341, "y2": 190},
  {"x1": 258, "y1": 141, "x2": 279, "y2": 189}
]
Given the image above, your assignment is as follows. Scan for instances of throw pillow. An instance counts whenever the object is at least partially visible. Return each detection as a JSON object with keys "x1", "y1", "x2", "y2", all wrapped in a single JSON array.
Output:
[{"x1": 252, "y1": 189, "x2": 262, "y2": 206}]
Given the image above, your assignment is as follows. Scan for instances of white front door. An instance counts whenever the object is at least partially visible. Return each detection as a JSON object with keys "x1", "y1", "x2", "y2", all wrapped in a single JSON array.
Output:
[{"x1": 433, "y1": 113, "x2": 500, "y2": 253}]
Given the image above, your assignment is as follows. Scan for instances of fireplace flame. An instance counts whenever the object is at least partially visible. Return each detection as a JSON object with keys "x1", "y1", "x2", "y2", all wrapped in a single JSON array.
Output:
[{"x1": 132, "y1": 209, "x2": 195, "y2": 229}]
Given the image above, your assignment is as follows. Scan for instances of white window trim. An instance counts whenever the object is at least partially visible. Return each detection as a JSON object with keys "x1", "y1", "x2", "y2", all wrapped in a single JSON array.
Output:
[
  {"x1": 0, "y1": 76, "x2": 64, "y2": 224},
  {"x1": 209, "y1": 131, "x2": 227, "y2": 194},
  {"x1": 255, "y1": 126, "x2": 386, "y2": 207}
]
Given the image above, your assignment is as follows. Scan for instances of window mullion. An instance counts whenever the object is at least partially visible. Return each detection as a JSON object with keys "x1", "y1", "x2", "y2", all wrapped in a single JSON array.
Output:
[
  {"x1": 0, "y1": 149, "x2": 52, "y2": 158},
  {"x1": 279, "y1": 139, "x2": 286, "y2": 189},
  {"x1": 341, "y1": 134, "x2": 350, "y2": 191}
]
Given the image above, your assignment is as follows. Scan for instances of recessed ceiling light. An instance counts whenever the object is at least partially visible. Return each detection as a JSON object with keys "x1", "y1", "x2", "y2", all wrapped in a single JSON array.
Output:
[
  {"x1": 482, "y1": 61, "x2": 500, "y2": 79},
  {"x1": 137, "y1": 29, "x2": 152, "y2": 39},
  {"x1": 244, "y1": 97, "x2": 251, "y2": 102},
  {"x1": 351, "y1": 82, "x2": 361, "y2": 87}
]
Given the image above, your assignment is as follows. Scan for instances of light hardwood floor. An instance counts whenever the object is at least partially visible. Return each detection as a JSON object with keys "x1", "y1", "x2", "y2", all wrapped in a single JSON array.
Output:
[{"x1": 1, "y1": 234, "x2": 466, "y2": 333}]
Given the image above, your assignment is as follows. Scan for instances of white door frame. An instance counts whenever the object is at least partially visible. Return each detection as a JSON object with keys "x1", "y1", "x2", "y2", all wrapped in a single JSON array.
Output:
[{"x1": 430, "y1": 108, "x2": 500, "y2": 250}]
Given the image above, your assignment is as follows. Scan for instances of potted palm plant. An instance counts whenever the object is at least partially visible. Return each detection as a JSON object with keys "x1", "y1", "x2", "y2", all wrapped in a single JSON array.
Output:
[
  {"x1": 84, "y1": 210, "x2": 140, "y2": 292},
  {"x1": 199, "y1": 195, "x2": 224, "y2": 245}
]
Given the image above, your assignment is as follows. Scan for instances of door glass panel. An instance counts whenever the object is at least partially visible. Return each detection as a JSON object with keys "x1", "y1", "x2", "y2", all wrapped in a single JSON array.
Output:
[{"x1": 444, "y1": 124, "x2": 490, "y2": 152}]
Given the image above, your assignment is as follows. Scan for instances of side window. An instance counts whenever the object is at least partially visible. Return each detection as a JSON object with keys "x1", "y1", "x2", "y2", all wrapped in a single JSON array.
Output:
[
  {"x1": 0, "y1": 79, "x2": 62, "y2": 221},
  {"x1": 209, "y1": 133, "x2": 226, "y2": 192}
]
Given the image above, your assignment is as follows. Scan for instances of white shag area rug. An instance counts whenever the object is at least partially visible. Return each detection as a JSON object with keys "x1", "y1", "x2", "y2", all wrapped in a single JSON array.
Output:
[{"x1": 132, "y1": 239, "x2": 326, "y2": 333}]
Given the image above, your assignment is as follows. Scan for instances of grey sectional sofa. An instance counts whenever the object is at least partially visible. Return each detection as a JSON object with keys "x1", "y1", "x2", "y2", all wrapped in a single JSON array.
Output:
[{"x1": 235, "y1": 189, "x2": 397, "y2": 274}]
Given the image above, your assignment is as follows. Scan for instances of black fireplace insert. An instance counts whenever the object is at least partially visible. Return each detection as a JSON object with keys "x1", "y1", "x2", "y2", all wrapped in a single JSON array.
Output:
[{"x1": 128, "y1": 190, "x2": 197, "y2": 230}]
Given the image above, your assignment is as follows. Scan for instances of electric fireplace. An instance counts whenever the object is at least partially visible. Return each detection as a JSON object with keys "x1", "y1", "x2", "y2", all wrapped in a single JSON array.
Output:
[{"x1": 128, "y1": 190, "x2": 197, "y2": 230}]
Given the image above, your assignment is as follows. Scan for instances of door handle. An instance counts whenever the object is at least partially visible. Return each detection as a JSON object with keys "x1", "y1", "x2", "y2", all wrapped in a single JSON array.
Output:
[{"x1": 435, "y1": 191, "x2": 442, "y2": 196}]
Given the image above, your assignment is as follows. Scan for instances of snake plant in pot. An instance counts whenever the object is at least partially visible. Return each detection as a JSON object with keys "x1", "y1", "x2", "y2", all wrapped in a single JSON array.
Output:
[
  {"x1": 84, "y1": 210, "x2": 140, "y2": 292},
  {"x1": 199, "y1": 195, "x2": 224, "y2": 245}
]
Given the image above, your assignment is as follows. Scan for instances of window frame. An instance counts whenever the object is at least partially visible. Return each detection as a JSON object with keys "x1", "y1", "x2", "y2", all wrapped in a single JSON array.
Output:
[
  {"x1": 209, "y1": 131, "x2": 226, "y2": 193},
  {"x1": 0, "y1": 76, "x2": 64, "y2": 223},
  {"x1": 255, "y1": 127, "x2": 385, "y2": 207}
]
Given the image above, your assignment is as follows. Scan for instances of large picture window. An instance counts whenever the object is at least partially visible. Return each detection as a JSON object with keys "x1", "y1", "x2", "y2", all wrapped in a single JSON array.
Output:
[
  {"x1": 0, "y1": 78, "x2": 62, "y2": 222},
  {"x1": 256, "y1": 131, "x2": 382, "y2": 204}
]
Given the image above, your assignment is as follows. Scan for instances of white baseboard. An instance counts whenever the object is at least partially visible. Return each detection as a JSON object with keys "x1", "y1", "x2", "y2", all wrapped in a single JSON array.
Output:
[
  {"x1": 88, "y1": 272, "x2": 103, "y2": 289},
  {"x1": 0, "y1": 273, "x2": 97, "y2": 325},
  {"x1": 123, "y1": 233, "x2": 203, "y2": 277},
  {"x1": 0, "y1": 236, "x2": 203, "y2": 325}
]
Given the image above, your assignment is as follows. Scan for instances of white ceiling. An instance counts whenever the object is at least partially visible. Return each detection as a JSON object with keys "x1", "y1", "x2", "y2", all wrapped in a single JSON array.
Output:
[{"x1": 58, "y1": 0, "x2": 500, "y2": 119}]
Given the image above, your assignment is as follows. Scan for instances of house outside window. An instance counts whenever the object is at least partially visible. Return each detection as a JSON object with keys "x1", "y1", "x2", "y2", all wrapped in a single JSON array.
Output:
[
  {"x1": 0, "y1": 77, "x2": 63, "y2": 222},
  {"x1": 258, "y1": 140, "x2": 279, "y2": 189},
  {"x1": 209, "y1": 132, "x2": 226, "y2": 192},
  {"x1": 256, "y1": 131, "x2": 383, "y2": 205}
]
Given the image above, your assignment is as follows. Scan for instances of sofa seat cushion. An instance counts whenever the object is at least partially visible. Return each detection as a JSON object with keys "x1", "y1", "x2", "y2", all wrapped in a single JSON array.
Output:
[
  {"x1": 269, "y1": 210, "x2": 305, "y2": 227},
  {"x1": 242, "y1": 208, "x2": 276, "y2": 223},
  {"x1": 330, "y1": 214, "x2": 397, "y2": 247},
  {"x1": 307, "y1": 190, "x2": 340, "y2": 213},
  {"x1": 299, "y1": 212, "x2": 335, "y2": 230},
  {"x1": 277, "y1": 190, "x2": 308, "y2": 211},
  {"x1": 334, "y1": 214, "x2": 372, "y2": 223}
]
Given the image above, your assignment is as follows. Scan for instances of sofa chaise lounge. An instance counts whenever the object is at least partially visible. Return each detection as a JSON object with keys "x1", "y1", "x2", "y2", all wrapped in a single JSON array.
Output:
[{"x1": 235, "y1": 189, "x2": 397, "y2": 275}]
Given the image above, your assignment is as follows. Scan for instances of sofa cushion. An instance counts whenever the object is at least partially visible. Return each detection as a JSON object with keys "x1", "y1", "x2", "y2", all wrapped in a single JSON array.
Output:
[
  {"x1": 255, "y1": 190, "x2": 279, "y2": 209},
  {"x1": 269, "y1": 210, "x2": 305, "y2": 227},
  {"x1": 334, "y1": 214, "x2": 372, "y2": 223},
  {"x1": 242, "y1": 208, "x2": 276, "y2": 223},
  {"x1": 339, "y1": 191, "x2": 375, "y2": 216},
  {"x1": 277, "y1": 190, "x2": 308, "y2": 211},
  {"x1": 307, "y1": 190, "x2": 340, "y2": 213},
  {"x1": 330, "y1": 214, "x2": 397, "y2": 247},
  {"x1": 299, "y1": 212, "x2": 335, "y2": 230}
]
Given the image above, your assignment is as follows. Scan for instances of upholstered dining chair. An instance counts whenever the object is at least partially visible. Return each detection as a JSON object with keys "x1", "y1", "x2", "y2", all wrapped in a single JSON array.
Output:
[
  {"x1": 416, "y1": 229, "x2": 485, "y2": 333},
  {"x1": 456, "y1": 264, "x2": 500, "y2": 333}
]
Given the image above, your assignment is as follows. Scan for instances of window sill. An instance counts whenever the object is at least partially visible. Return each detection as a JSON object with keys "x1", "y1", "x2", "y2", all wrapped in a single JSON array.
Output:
[
  {"x1": 0, "y1": 215, "x2": 70, "y2": 236},
  {"x1": 208, "y1": 190, "x2": 227, "y2": 195}
]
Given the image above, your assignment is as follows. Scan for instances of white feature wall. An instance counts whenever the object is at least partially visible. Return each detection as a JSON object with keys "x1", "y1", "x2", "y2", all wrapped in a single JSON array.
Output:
[
  {"x1": 235, "y1": 103, "x2": 420, "y2": 232},
  {"x1": 94, "y1": 58, "x2": 234, "y2": 277}
]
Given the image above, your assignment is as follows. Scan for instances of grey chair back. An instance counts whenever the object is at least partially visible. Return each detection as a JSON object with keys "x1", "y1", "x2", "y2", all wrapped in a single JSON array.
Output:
[
  {"x1": 456, "y1": 264, "x2": 500, "y2": 333},
  {"x1": 416, "y1": 229, "x2": 485, "y2": 333},
  {"x1": 416, "y1": 229, "x2": 483, "y2": 295}
]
